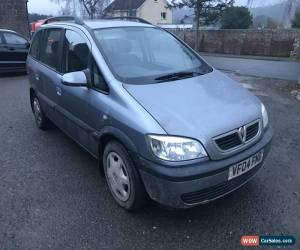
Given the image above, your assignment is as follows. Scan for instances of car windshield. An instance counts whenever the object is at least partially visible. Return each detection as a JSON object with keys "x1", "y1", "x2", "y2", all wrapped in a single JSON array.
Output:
[{"x1": 93, "y1": 27, "x2": 212, "y2": 84}]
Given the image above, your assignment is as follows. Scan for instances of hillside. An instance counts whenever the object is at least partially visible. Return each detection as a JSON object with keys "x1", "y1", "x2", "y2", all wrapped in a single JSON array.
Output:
[
  {"x1": 250, "y1": 1, "x2": 298, "y2": 26},
  {"x1": 172, "y1": 0, "x2": 299, "y2": 26}
]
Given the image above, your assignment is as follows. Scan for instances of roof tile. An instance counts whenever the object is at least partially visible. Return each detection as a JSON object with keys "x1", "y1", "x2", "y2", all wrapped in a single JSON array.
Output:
[{"x1": 105, "y1": 0, "x2": 146, "y2": 12}]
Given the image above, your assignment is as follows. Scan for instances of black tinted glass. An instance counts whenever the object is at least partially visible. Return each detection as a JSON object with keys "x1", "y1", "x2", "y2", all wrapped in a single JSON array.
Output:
[
  {"x1": 3, "y1": 33, "x2": 27, "y2": 45},
  {"x1": 63, "y1": 30, "x2": 89, "y2": 73},
  {"x1": 30, "y1": 31, "x2": 42, "y2": 59},
  {"x1": 40, "y1": 29, "x2": 62, "y2": 70},
  {"x1": 0, "y1": 33, "x2": 4, "y2": 45},
  {"x1": 92, "y1": 59, "x2": 108, "y2": 92}
]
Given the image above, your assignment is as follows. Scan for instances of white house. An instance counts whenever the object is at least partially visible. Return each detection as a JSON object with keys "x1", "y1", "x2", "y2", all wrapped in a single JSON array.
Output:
[{"x1": 104, "y1": 0, "x2": 173, "y2": 25}]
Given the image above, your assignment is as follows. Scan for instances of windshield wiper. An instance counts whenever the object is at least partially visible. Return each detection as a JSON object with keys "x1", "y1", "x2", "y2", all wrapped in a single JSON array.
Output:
[{"x1": 154, "y1": 71, "x2": 204, "y2": 82}]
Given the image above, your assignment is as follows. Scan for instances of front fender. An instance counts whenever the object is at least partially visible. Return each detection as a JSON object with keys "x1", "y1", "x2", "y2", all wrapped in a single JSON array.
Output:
[{"x1": 93, "y1": 126, "x2": 138, "y2": 158}]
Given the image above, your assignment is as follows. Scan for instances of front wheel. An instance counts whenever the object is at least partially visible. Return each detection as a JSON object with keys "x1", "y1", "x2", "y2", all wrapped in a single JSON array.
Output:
[{"x1": 103, "y1": 141, "x2": 147, "y2": 211}]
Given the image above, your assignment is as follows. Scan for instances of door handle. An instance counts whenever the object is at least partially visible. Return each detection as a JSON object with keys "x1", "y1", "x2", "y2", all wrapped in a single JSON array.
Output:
[
  {"x1": 56, "y1": 86, "x2": 62, "y2": 96},
  {"x1": 35, "y1": 73, "x2": 40, "y2": 81},
  {"x1": 8, "y1": 47, "x2": 15, "y2": 51}
]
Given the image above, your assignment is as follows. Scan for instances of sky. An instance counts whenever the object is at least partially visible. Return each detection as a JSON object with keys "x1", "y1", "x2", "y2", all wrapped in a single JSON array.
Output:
[
  {"x1": 28, "y1": 0, "x2": 61, "y2": 15},
  {"x1": 27, "y1": 0, "x2": 283, "y2": 15}
]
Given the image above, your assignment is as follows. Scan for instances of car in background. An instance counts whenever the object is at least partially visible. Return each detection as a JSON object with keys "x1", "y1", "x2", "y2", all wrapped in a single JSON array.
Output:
[
  {"x1": 30, "y1": 20, "x2": 46, "y2": 36},
  {"x1": 0, "y1": 29, "x2": 30, "y2": 73},
  {"x1": 30, "y1": 16, "x2": 75, "y2": 36}
]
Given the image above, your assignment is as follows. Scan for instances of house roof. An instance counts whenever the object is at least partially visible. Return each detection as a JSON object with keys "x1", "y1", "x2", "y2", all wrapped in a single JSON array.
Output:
[{"x1": 105, "y1": 0, "x2": 146, "y2": 12}]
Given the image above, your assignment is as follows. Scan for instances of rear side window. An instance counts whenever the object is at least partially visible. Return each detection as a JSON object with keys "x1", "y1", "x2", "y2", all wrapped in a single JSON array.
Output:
[
  {"x1": 0, "y1": 33, "x2": 4, "y2": 44},
  {"x1": 30, "y1": 31, "x2": 42, "y2": 59},
  {"x1": 63, "y1": 30, "x2": 89, "y2": 73},
  {"x1": 40, "y1": 29, "x2": 63, "y2": 71},
  {"x1": 3, "y1": 33, "x2": 27, "y2": 45}
]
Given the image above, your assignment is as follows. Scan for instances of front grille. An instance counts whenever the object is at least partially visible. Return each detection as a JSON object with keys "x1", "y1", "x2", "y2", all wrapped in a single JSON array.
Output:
[
  {"x1": 215, "y1": 133, "x2": 241, "y2": 151},
  {"x1": 214, "y1": 120, "x2": 260, "y2": 151},
  {"x1": 246, "y1": 122, "x2": 259, "y2": 141},
  {"x1": 181, "y1": 164, "x2": 261, "y2": 204}
]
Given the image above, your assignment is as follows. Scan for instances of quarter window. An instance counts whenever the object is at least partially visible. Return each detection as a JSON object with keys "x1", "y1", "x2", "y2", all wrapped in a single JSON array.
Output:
[
  {"x1": 40, "y1": 29, "x2": 63, "y2": 71},
  {"x1": 63, "y1": 30, "x2": 89, "y2": 73},
  {"x1": 0, "y1": 33, "x2": 4, "y2": 44},
  {"x1": 30, "y1": 31, "x2": 42, "y2": 59},
  {"x1": 92, "y1": 59, "x2": 108, "y2": 93},
  {"x1": 3, "y1": 33, "x2": 27, "y2": 45}
]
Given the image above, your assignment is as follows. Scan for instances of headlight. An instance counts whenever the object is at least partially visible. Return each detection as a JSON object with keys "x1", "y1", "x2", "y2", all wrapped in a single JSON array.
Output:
[
  {"x1": 148, "y1": 135, "x2": 207, "y2": 161},
  {"x1": 261, "y1": 103, "x2": 269, "y2": 129}
]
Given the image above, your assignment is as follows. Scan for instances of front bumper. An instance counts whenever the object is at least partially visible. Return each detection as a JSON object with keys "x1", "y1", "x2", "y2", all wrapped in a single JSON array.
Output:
[{"x1": 137, "y1": 127, "x2": 273, "y2": 208}]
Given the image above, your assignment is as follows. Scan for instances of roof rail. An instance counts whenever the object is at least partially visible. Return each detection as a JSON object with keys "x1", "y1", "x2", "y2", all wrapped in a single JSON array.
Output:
[
  {"x1": 43, "y1": 16, "x2": 85, "y2": 26},
  {"x1": 102, "y1": 16, "x2": 152, "y2": 25},
  {"x1": 74, "y1": 16, "x2": 85, "y2": 25}
]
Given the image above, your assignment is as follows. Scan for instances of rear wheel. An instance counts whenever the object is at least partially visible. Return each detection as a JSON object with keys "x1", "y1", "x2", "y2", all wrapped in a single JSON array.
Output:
[
  {"x1": 32, "y1": 96, "x2": 51, "y2": 130},
  {"x1": 103, "y1": 141, "x2": 147, "y2": 211}
]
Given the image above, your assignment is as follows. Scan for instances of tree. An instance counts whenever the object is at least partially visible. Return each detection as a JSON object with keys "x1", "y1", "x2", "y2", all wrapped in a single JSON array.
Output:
[
  {"x1": 51, "y1": 0, "x2": 110, "y2": 19},
  {"x1": 252, "y1": 15, "x2": 267, "y2": 29},
  {"x1": 265, "y1": 17, "x2": 280, "y2": 29},
  {"x1": 247, "y1": 0, "x2": 300, "y2": 27},
  {"x1": 292, "y1": 11, "x2": 300, "y2": 28},
  {"x1": 29, "y1": 13, "x2": 51, "y2": 23},
  {"x1": 170, "y1": 0, "x2": 234, "y2": 50},
  {"x1": 79, "y1": 0, "x2": 104, "y2": 19},
  {"x1": 220, "y1": 6, "x2": 252, "y2": 29}
]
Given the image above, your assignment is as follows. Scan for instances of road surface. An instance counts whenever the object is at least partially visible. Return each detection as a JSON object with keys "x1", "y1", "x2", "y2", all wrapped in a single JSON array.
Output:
[{"x1": 202, "y1": 55, "x2": 300, "y2": 82}]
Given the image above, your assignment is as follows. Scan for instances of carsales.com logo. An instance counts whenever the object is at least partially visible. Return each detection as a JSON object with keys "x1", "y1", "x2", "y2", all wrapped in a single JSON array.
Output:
[
  {"x1": 240, "y1": 235, "x2": 296, "y2": 247},
  {"x1": 241, "y1": 236, "x2": 260, "y2": 246}
]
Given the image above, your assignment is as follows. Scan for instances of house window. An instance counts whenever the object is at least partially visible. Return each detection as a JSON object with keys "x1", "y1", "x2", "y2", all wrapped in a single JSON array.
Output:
[
  {"x1": 131, "y1": 10, "x2": 137, "y2": 17},
  {"x1": 161, "y1": 12, "x2": 167, "y2": 20},
  {"x1": 120, "y1": 11, "x2": 128, "y2": 17},
  {"x1": 118, "y1": 10, "x2": 136, "y2": 17}
]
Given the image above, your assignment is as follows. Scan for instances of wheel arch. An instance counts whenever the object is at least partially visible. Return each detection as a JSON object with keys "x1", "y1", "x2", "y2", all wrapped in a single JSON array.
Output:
[
  {"x1": 96, "y1": 126, "x2": 139, "y2": 173},
  {"x1": 29, "y1": 87, "x2": 36, "y2": 111}
]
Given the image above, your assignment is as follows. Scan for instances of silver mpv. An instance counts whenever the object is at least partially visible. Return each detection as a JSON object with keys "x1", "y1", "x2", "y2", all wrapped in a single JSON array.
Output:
[{"x1": 27, "y1": 17, "x2": 273, "y2": 210}]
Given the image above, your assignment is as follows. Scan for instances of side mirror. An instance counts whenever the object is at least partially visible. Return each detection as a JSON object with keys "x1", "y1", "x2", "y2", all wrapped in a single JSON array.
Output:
[
  {"x1": 61, "y1": 71, "x2": 88, "y2": 87},
  {"x1": 26, "y1": 42, "x2": 30, "y2": 49}
]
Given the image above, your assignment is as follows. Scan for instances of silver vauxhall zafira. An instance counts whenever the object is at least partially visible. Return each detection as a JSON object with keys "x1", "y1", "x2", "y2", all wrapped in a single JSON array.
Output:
[{"x1": 27, "y1": 18, "x2": 273, "y2": 210}]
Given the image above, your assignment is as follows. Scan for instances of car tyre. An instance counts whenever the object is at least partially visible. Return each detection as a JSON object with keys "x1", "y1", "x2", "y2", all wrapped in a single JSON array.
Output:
[
  {"x1": 32, "y1": 96, "x2": 51, "y2": 130},
  {"x1": 103, "y1": 140, "x2": 147, "y2": 211}
]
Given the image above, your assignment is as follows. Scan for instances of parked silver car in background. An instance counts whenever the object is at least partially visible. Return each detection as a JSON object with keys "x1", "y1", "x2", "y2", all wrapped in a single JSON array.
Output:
[{"x1": 27, "y1": 17, "x2": 273, "y2": 211}]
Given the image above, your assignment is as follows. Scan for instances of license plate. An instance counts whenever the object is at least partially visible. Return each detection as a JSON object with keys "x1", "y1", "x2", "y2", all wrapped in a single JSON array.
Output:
[{"x1": 228, "y1": 150, "x2": 264, "y2": 180}]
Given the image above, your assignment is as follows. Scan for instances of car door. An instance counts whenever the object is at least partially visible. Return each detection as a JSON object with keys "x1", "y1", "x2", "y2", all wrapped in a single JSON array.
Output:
[
  {"x1": 37, "y1": 28, "x2": 64, "y2": 125},
  {"x1": 85, "y1": 59, "x2": 110, "y2": 156},
  {"x1": 27, "y1": 30, "x2": 43, "y2": 94},
  {"x1": 58, "y1": 28, "x2": 93, "y2": 151},
  {"x1": 2, "y1": 32, "x2": 29, "y2": 69},
  {"x1": 0, "y1": 31, "x2": 8, "y2": 72}
]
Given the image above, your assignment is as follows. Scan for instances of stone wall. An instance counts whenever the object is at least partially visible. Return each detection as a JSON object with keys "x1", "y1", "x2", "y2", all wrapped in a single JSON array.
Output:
[
  {"x1": 168, "y1": 29, "x2": 300, "y2": 57},
  {"x1": 290, "y1": 38, "x2": 300, "y2": 58},
  {"x1": 0, "y1": 0, "x2": 29, "y2": 37}
]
